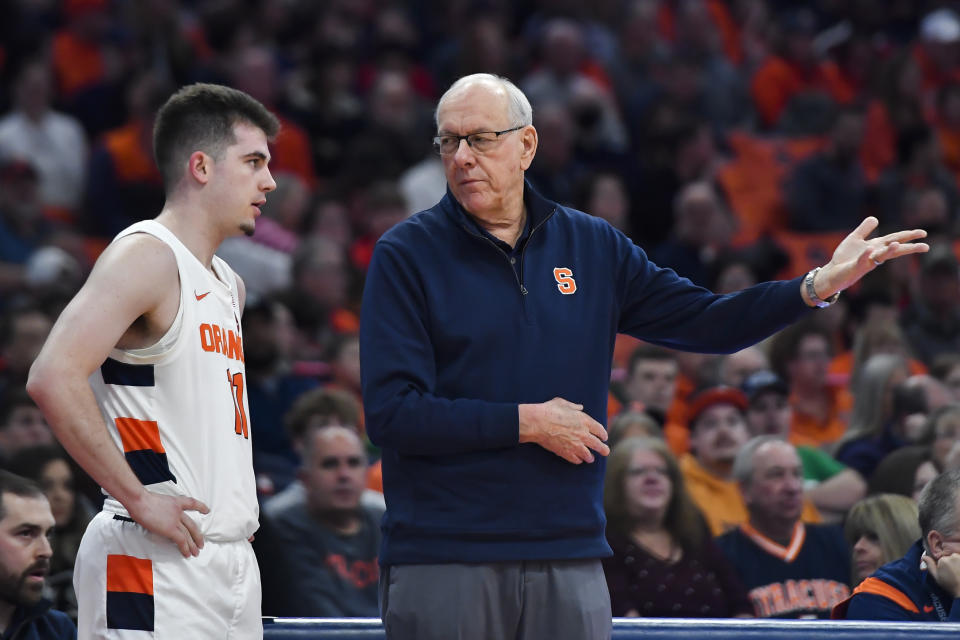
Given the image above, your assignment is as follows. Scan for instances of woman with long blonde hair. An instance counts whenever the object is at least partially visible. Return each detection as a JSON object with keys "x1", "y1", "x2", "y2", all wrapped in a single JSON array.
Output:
[{"x1": 844, "y1": 494, "x2": 920, "y2": 585}]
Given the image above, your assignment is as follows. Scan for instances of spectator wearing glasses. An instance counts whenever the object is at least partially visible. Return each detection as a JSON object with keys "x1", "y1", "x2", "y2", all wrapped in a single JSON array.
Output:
[{"x1": 359, "y1": 72, "x2": 928, "y2": 640}]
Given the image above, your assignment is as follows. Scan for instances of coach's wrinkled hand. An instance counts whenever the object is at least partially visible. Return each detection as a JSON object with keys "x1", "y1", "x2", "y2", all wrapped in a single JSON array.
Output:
[{"x1": 519, "y1": 397, "x2": 609, "y2": 464}]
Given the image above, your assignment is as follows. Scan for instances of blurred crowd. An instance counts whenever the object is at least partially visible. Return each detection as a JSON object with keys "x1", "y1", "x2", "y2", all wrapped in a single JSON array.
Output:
[{"x1": 5, "y1": 0, "x2": 960, "y2": 622}]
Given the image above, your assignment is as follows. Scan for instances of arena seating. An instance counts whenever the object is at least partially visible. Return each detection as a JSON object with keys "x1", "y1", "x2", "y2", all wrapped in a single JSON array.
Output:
[{"x1": 262, "y1": 617, "x2": 960, "y2": 639}]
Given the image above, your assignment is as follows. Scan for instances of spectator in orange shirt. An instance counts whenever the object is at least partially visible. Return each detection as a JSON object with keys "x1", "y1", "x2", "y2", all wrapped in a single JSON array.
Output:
[
  {"x1": 229, "y1": 45, "x2": 317, "y2": 188},
  {"x1": 830, "y1": 320, "x2": 927, "y2": 389},
  {"x1": 750, "y1": 8, "x2": 853, "y2": 130},
  {"x1": 679, "y1": 386, "x2": 821, "y2": 536},
  {"x1": 771, "y1": 320, "x2": 852, "y2": 448},
  {"x1": 84, "y1": 71, "x2": 167, "y2": 236},
  {"x1": 619, "y1": 345, "x2": 691, "y2": 455}
]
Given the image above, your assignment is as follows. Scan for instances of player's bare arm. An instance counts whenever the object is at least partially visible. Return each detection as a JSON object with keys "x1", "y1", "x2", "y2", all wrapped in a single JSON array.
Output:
[{"x1": 27, "y1": 231, "x2": 209, "y2": 558}]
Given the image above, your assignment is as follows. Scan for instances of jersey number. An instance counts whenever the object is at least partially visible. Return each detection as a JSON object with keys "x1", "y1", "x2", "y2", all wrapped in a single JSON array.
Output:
[{"x1": 227, "y1": 370, "x2": 249, "y2": 439}]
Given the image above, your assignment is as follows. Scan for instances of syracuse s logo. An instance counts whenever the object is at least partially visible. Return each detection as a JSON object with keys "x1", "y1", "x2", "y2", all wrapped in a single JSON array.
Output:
[{"x1": 553, "y1": 267, "x2": 577, "y2": 295}]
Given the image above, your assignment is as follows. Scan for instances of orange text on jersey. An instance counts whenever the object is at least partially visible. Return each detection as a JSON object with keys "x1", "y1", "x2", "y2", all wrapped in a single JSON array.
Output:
[{"x1": 199, "y1": 323, "x2": 245, "y2": 363}]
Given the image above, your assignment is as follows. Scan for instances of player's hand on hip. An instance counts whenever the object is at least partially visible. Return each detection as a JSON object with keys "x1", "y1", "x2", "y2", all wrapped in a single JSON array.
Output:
[
  {"x1": 519, "y1": 397, "x2": 609, "y2": 464},
  {"x1": 128, "y1": 492, "x2": 210, "y2": 558}
]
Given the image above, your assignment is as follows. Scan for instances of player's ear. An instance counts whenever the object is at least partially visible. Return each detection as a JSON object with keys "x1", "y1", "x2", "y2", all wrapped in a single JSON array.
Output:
[{"x1": 188, "y1": 151, "x2": 211, "y2": 185}]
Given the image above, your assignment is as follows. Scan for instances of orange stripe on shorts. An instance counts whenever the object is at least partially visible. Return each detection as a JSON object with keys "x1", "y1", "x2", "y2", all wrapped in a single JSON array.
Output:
[
  {"x1": 106, "y1": 555, "x2": 153, "y2": 595},
  {"x1": 114, "y1": 418, "x2": 165, "y2": 453}
]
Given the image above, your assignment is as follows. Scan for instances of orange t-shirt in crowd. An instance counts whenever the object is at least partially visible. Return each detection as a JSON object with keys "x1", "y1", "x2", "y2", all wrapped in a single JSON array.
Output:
[
  {"x1": 751, "y1": 56, "x2": 855, "y2": 128},
  {"x1": 828, "y1": 351, "x2": 927, "y2": 388},
  {"x1": 103, "y1": 121, "x2": 163, "y2": 185},
  {"x1": 680, "y1": 454, "x2": 822, "y2": 536},
  {"x1": 268, "y1": 115, "x2": 317, "y2": 188},
  {"x1": 51, "y1": 30, "x2": 104, "y2": 99},
  {"x1": 788, "y1": 385, "x2": 854, "y2": 449}
]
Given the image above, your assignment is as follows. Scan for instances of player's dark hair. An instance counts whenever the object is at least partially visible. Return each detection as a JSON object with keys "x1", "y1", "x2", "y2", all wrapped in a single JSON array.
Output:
[
  {"x1": 152, "y1": 83, "x2": 280, "y2": 190},
  {"x1": 0, "y1": 470, "x2": 44, "y2": 521}
]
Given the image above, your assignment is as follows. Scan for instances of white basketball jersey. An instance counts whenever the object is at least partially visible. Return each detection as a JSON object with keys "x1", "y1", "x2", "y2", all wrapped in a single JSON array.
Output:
[{"x1": 90, "y1": 220, "x2": 258, "y2": 542}]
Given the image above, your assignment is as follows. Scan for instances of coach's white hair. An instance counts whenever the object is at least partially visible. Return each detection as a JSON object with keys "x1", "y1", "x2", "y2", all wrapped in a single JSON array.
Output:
[{"x1": 435, "y1": 73, "x2": 533, "y2": 130}]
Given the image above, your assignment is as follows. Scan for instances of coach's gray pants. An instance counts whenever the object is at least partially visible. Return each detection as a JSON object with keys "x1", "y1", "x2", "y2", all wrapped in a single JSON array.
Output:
[{"x1": 379, "y1": 559, "x2": 612, "y2": 640}]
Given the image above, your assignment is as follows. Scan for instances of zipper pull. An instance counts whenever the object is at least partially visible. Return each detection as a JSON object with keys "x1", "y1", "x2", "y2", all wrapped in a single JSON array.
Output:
[{"x1": 520, "y1": 285, "x2": 528, "y2": 295}]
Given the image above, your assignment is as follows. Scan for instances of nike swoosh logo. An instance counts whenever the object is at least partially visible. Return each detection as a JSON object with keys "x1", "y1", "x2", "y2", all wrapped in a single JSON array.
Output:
[
  {"x1": 924, "y1": 605, "x2": 934, "y2": 613},
  {"x1": 195, "y1": 291, "x2": 211, "y2": 301}
]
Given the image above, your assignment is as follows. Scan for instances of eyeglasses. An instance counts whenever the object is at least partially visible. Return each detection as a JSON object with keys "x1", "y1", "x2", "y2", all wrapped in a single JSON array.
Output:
[{"x1": 432, "y1": 125, "x2": 525, "y2": 156}]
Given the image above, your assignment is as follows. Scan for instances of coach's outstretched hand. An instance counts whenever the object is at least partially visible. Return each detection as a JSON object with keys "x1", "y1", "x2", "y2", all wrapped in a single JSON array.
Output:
[
  {"x1": 128, "y1": 491, "x2": 210, "y2": 558},
  {"x1": 519, "y1": 397, "x2": 610, "y2": 464},
  {"x1": 802, "y1": 217, "x2": 928, "y2": 306}
]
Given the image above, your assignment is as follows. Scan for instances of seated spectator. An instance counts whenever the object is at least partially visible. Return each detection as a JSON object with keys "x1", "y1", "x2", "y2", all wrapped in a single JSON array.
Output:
[
  {"x1": 82, "y1": 70, "x2": 167, "y2": 237},
  {"x1": 904, "y1": 373, "x2": 953, "y2": 415},
  {"x1": 742, "y1": 371, "x2": 865, "y2": 520},
  {"x1": 0, "y1": 305, "x2": 53, "y2": 396},
  {"x1": 575, "y1": 171, "x2": 630, "y2": 235},
  {"x1": 0, "y1": 470, "x2": 74, "y2": 637},
  {"x1": 901, "y1": 244, "x2": 960, "y2": 366},
  {"x1": 242, "y1": 298, "x2": 319, "y2": 476},
  {"x1": 278, "y1": 237, "x2": 357, "y2": 352},
  {"x1": 844, "y1": 494, "x2": 920, "y2": 585},
  {"x1": 874, "y1": 126, "x2": 960, "y2": 231},
  {"x1": 607, "y1": 411, "x2": 662, "y2": 449},
  {"x1": 834, "y1": 468, "x2": 960, "y2": 620},
  {"x1": 603, "y1": 437, "x2": 753, "y2": 618},
  {"x1": 785, "y1": 106, "x2": 868, "y2": 232},
  {"x1": 927, "y1": 404, "x2": 960, "y2": 471},
  {"x1": 5, "y1": 444, "x2": 94, "y2": 621},
  {"x1": 829, "y1": 320, "x2": 926, "y2": 389},
  {"x1": 617, "y1": 344, "x2": 680, "y2": 441},
  {"x1": 0, "y1": 58, "x2": 88, "y2": 216},
  {"x1": 256, "y1": 426, "x2": 380, "y2": 617},
  {"x1": 651, "y1": 181, "x2": 734, "y2": 288},
  {"x1": 930, "y1": 353, "x2": 960, "y2": 402},
  {"x1": 679, "y1": 386, "x2": 820, "y2": 536},
  {"x1": 0, "y1": 159, "x2": 51, "y2": 274},
  {"x1": 229, "y1": 45, "x2": 317, "y2": 187},
  {"x1": 717, "y1": 436, "x2": 851, "y2": 618},
  {"x1": 525, "y1": 102, "x2": 587, "y2": 206},
  {"x1": 869, "y1": 445, "x2": 941, "y2": 501},
  {"x1": 262, "y1": 387, "x2": 383, "y2": 518},
  {"x1": 717, "y1": 346, "x2": 769, "y2": 389},
  {"x1": 0, "y1": 388, "x2": 54, "y2": 463},
  {"x1": 770, "y1": 320, "x2": 852, "y2": 448},
  {"x1": 749, "y1": 8, "x2": 853, "y2": 130},
  {"x1": 834, "y1": 354, "x2": 912, "y2": 478}
]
